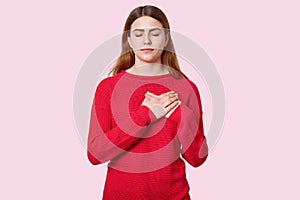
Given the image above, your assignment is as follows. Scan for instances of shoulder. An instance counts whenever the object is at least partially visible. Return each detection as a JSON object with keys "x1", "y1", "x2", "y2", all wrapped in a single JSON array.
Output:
[
  {"x1": 95, "y1": 72, "x2": 124, "y2": 96},
  {"x1": 187, "y1": 79, "x2": 200, "y2": 94},
  {"x1": 179, "y1": 76, "x2": 200, "y2": 96},
  {"x1": 184, "y1": 78, "x2": 202, "y2": 105},
  {"x1": 172, "y1": 69, "x2": 199, "y2": 92},
  {"x1": 96, "y1": 71, "x2": 124, "y2": 91}
]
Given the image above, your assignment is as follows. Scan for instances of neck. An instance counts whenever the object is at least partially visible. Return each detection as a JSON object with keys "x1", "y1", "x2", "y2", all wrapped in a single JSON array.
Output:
[{"x1": 128, "y1": 61, "x2": 170, "y2": 76}]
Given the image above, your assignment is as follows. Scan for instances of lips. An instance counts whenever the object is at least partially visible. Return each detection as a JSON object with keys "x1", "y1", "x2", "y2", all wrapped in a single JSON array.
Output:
[{"x1": 140, "y1": 48, "x2": 154, "y2": 51}]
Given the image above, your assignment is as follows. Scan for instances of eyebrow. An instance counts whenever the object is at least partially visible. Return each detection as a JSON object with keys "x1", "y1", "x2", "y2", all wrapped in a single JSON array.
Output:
[{"x1": 133, "y1": 28, "x2": 162, "y2": 32}]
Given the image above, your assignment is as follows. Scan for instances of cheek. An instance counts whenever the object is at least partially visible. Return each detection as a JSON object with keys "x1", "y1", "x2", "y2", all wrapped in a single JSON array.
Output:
[
  {"x1": 151, "y1": 37, "x2": 165, "y2": 47},
  {"x1": 130, "y1": 38, "x2": 144, "y2": 48}
]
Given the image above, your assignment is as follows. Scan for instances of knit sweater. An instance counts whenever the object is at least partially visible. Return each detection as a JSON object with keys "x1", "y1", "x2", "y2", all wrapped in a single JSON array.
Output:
[{"x1": 87, "y1": 69, "x2": 208, "y2": 200}]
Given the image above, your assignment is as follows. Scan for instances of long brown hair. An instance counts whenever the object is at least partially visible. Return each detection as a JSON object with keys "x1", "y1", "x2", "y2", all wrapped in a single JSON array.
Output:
[{"x1": 109, "y1": 5, "x2": 188, "y2": 79}]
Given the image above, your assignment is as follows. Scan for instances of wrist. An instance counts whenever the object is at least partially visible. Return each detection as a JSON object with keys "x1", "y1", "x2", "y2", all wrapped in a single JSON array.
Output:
[{"x1": 131, "y1": 105, "x2": 157, "y2": 126}]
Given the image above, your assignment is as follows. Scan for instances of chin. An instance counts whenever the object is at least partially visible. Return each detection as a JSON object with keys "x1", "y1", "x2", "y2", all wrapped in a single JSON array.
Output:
[
  {"x1": 140, "y1": 56, "x2": 160, "y2": 62},
  {"x1": 137, "y1": 53, "x2": 162, "y2": 61}
]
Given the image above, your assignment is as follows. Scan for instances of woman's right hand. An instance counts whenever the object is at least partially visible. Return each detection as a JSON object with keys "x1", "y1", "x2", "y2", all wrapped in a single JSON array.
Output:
[{"x1": 141, "y1": 90, "x2": 181, "y2": 119}]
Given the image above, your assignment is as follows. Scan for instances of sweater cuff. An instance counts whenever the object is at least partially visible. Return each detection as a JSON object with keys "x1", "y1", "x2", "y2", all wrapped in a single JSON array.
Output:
[{"x1": 131, "y1": 105, "x2": 157, "y2": 126}]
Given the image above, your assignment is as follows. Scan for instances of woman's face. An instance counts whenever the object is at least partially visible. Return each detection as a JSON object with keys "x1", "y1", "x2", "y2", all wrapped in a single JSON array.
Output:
[{"x1": 128, "y1": 16, "x2": 169, "y2": 64}]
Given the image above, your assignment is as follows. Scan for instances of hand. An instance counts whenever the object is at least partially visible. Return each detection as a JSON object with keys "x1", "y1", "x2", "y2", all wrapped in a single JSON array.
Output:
[{"x1": 141, "y1": 90, "x2": 181, "y2": 119}]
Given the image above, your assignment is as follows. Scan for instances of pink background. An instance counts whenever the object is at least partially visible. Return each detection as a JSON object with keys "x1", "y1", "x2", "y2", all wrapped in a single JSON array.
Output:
[{"x1": 1, "y1": 0, "x2": 299, "y2": 199}]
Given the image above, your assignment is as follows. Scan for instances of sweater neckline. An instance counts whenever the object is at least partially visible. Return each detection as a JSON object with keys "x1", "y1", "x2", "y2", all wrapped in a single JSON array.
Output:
[{"x1": 121, "y1": 70, "x2": 172, "y2": 79}]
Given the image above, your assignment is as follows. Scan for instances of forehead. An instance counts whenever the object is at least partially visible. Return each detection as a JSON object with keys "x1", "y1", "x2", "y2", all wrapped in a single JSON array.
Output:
[{"x1": 130, "y1": 16, "x2": 163, "y2": 30}]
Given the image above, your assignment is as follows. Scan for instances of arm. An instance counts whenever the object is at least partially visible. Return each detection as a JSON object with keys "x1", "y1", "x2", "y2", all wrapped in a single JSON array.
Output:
[
  {"x1": 167, "y1": 81, "x2": 208, "y2": 167},
  {"x1": 87, "y1": 80, "x2": 157, "y2": 165}
]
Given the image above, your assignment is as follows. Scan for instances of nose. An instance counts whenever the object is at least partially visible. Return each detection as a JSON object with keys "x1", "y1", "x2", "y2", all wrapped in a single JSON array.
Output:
[{"x1": 143, "y1": 33, "x2": 152, "y2": 45}]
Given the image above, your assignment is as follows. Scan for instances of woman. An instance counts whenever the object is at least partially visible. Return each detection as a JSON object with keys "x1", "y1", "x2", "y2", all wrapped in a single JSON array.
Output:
[{"x1": 87, "y1": 5, "x2": 208, "y2": 200}]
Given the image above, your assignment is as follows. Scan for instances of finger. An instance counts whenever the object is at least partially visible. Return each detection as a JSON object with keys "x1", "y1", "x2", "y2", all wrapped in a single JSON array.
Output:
[
  {"x1": 164, "y1": 100, "x2": 181, "y2": 113},
  {"x1": 145, "y1": 93, "x2": 156, "y2": 99},
  {"x1": 161, "y1": 96, "x2": 179, "y2": 107},
  {"x1": 159, "y1": 93, "x2": 178, "y2": 102},
  {"x1": 166, "y1": 90, "x2": 176, "y2": 94},
  {"x1": 165, "y1": 101, "x2": 181, "y2": 118},
  {"x1": 158, "y1": 91, "x2": 177, "y2": 99},
  {"x1": 164, "y1": 100, "x2": 179, "y2": 110},
  {"x1": 146, "y1": 92, "x2": 157, "y2": 97}
]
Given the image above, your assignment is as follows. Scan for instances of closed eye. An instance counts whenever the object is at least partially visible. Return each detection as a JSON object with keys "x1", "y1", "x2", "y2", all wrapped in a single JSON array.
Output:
[{"x1": 152, "y1": 33, "x2": 160, "y2": 36}]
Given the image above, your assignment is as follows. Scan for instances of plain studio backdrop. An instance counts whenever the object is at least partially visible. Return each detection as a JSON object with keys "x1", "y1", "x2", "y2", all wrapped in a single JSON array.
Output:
[{"x1": 0, "y1": 0, "x2": 299, "y2": 199}]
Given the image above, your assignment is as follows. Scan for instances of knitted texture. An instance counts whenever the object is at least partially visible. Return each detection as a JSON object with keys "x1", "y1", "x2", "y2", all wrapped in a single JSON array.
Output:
[{"x1": 87, "y1": 70, "x2": 208, "y2": 200}]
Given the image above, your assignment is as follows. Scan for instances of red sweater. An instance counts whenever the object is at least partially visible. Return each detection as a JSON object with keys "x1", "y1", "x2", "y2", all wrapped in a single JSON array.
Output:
[{"x1": 87, "y1": 69, "x2": 208, "y2": 200}]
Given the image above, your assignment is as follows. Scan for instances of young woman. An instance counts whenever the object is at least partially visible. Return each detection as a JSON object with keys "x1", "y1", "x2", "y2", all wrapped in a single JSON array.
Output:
[{"x1": 87, "y1": 5, "x2": 208, "y2": 200}]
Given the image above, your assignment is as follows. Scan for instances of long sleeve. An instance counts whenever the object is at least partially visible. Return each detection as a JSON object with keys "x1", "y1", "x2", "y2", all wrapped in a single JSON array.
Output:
[
  {"x1": 87, "y1": 79, "x2": 158, "y2": 165},
  {"x1": 167, "y1": 80, "x2": 209, "y2": 167}
]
